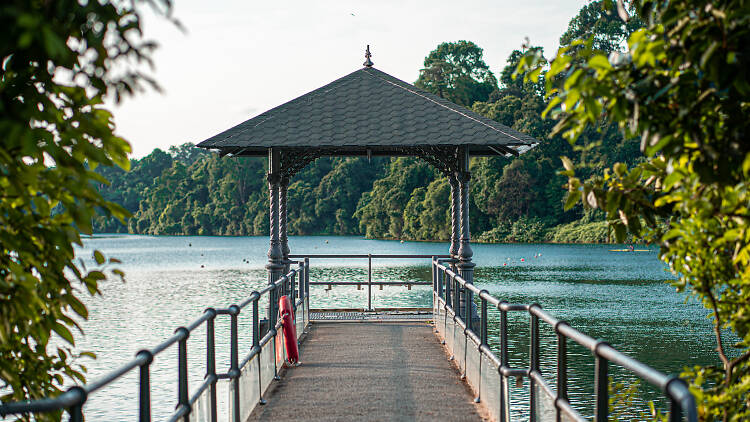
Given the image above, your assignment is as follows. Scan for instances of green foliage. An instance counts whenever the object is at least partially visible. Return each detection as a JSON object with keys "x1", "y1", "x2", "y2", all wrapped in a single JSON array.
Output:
[
  {"x1": 94, "y1": 147, "x2": 388, "y2": 237},
  {"x1": 355, "y1": 157, "x2": 439, "y2": 239},
  {"x1": 560, "y1": 1, "x2": 644, "y2": 54},
  {"x1": 415, "y1": 40, "x2": 498, "y2": 106},
  {"x1": 95, "y1": 37, "x2": 647, "y2": 246},
  {"x1": 608, "y1": 379, "x2": 667, "y2": 421},
  {"x1": 546, "y1": 219, "x2": 610, "y2": 243},
  {"x1": 518, "y1": 0, "x2": 750, "y2": 418},
  {"x1": 0, "y1": 0, "x2": 168, "y2": 416}
]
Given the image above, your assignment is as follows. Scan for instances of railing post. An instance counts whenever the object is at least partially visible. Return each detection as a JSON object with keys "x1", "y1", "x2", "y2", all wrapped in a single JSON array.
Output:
[
  {"x1": 666, "y1": 377, "x2": 687, "y2": 422},
  {"x1": 437, "y1": 262, "x2": 444, "y2": 299},
  {"x1": 555, "y1": 322, "x2": 568, "y2": 422},
  {"x1": 205, "y1": 308, "x2": 217, "y2": 422},
  {"x1": 453, "y1": 275, "x2": 461, "y2": 320},
  {"x1": 529, "y1": 311, "x2": 540, "y2": 422},
  {"x1": 176, "y1": 327, "x2": 190, "y2": 422},
  {"x1": 368, "y1": 253, "x2": 372, "y2": 311},
  {"x1": 253, "y1": 297, "x2": 267, "y2": 405},
  {"x1": 228, "y1": 306, "x2": 240, "y2": 422},
  {"x1": 272, "y1": 284, "x2": 281, "y2": 381},
  {"x1": 431, "y1": 257, "x2": 436, "y2": 293},
  {"x1": 499, "y1": 301, "x2": 509, "y2": 422},
  {"x1": 298, "y1": 262, "x2": 305, "y2": 302},
  {"x1": 480, "y1": 293, "x2": 488, "y2": 346},
  {"x1": 67, "y1": 386, "x2": 86, "y2": 422},
  {"x1": 304, "y1": 257, "x2": 310, "y2": 303},
  {"x1": 594, "y1": 342, "x2": 609, "y2": 422},
  {"x1": 445, "y1": 271, "x2": 452, "y2": 311},
  {"x1": 291, "y1": 271, "x2": 297, "y2": 312},
  {"x1": 135, "y1": 350, "x2": 153, "y2": 422}
]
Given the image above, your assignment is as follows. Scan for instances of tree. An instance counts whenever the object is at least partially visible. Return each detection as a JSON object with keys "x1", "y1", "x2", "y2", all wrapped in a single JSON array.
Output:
[
  {"x1": 518, "y1": 0, "x2": 750, "y2": 418},
  {"x1": 415, "y1": 40, "x2": 498, "y2": 107},
  {"x1": 0, "y1": 0, "x2": 170, "y2": 417},
  {"x1": 559, "y1": 0, "x2": 644, "y2": 54}
]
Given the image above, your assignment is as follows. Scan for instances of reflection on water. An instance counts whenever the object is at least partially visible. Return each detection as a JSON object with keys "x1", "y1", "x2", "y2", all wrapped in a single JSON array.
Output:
[{"x1": 67, "y1": 235, "x2": 715, "y2": 421}]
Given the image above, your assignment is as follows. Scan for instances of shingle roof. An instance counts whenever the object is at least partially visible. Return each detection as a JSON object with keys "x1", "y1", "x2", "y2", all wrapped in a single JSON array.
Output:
[{"x1": 197, "y1": 67, "x2": 539, "y2": 157}]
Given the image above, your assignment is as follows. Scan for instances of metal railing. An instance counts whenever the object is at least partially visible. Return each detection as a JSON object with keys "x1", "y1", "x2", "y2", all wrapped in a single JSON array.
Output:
[
  {"x1": 432, "y1": 257, "x2": 698, "y2": 422},
  {"x1": 0, "y1": 260, "x2": 310, "y2": 422},
  {"x1": 289, "y1": 254, "x2": 449, "y2": 310}
]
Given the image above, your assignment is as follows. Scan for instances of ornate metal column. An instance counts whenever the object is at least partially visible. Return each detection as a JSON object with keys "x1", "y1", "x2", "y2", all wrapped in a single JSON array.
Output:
[
  {"x1": 279, "y1": 175, "x2": 290, "y2": 273},
  {"x1": 456, "y1": 147, "x2": 476, "y2": 327},
  {"x1": 266, "y1": 148, "x2": 284, "y2": 321},
  {"x1": 449, "y1": 175, "x2": 460, "y2": 259}
]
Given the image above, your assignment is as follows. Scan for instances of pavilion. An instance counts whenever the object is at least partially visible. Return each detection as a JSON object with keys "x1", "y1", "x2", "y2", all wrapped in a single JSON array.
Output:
[{"x1": 197, "y1": 47, "x2": 539, "y2": 293}]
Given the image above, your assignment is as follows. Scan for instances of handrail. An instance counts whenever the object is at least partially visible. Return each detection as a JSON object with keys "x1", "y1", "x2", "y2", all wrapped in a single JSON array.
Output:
[
  {"x1": 432, "y1": 258, "x2": 698, "y2": 421},
  {"x1": 292, "y1": 253, "x2": 450, "y2": 310},
  {"x1": 289, "y1": 254, "x2": 451, "y2": 259},
  {"x1": 0, "y1": 261, "x2": 311, "y2": 422}
]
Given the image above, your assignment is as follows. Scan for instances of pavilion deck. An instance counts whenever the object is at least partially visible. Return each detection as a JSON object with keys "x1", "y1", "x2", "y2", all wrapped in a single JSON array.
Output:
[{"x1": 248, "y1": 319, "x2": 484, "y2": 422}]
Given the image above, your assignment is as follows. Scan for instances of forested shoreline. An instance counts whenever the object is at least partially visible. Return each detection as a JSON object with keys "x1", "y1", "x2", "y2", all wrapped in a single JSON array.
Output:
[{"x1": 94, "y1": 2, "x2": 642, "y2": 243}]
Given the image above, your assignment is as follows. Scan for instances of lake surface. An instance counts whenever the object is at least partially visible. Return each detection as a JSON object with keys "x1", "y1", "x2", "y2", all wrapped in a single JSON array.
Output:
[{"x1": 66, "y1": 235, "x2": 715, "y2": 421}]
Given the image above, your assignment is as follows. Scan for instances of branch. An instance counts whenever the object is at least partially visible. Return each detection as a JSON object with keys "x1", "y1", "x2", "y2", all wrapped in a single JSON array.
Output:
[{"x1": 705, "y1": 285, "x2": 731, "y2": 386}]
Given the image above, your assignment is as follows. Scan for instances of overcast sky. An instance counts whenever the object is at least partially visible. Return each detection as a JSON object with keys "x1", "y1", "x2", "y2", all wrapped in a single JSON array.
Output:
[{"x1": 113, "y1": 0, "x2": 587, "y2": 157}]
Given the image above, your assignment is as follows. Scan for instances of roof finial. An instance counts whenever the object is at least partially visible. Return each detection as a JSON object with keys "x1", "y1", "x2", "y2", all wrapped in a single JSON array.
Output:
[{"x1": 363, "y1": 45, "x2": 373, "y2": 67}]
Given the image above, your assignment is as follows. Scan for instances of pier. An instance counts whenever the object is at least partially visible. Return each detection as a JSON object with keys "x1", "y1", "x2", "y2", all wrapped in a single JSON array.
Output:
[
  {"x1": 249, "y1": 320, "x2": 482, "y2": 421},
  {"x1": 0, "y1": 255, "x2": 698, "y2": 421},
  {"x1": 0, "y1": 51, "x2": 699, "y2": 421}
]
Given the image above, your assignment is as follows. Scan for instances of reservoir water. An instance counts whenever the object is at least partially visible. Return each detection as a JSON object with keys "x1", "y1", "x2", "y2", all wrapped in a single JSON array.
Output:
[{"x1": 69, "y1": 235, "x2": 715, "y2": 420}]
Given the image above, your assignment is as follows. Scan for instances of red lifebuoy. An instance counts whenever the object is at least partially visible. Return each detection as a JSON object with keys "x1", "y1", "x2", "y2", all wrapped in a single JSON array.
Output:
[{"x1": 278, "y1": 295, "x2": 299, "y2": 364}]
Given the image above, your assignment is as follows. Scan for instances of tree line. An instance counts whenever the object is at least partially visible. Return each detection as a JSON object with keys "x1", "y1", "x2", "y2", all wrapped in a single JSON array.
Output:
[{"x1": 93, "y1": 5, "x2": 643, "y2": 243}]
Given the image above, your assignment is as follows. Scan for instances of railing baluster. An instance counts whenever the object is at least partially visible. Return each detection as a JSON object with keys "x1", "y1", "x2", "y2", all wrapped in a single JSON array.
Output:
[
  {"x1": 298, "y1": 262, "x2": 305, "y2": 302},
  {"x1": 66, "y1": 386, "x2": 86, "y2": 422},
  {"x1": 136, "y1": 350, "x2": 153, "y2": 422},
  {"x1": 291, "y1": 272, "x2": 297, "y2": 312},
  {"x1": 228, "y1": 306, "x2": 240, "y2": 422},
  {"x1": 499, "y1": 301, "x2": 509, "y2": 422},
  {"x1": 455, "y1": 277, "x2": 462, "y2": 319},
  {"x1": 480, "y1": 294, "x2": 488, "y2": 347},
  {"x1": 272, "y1": 284, "x2": 281, "y2": 381},
  {"x1": 529, "y1": 311, "x2": 540, "y2": 422},
  {"x1": 176, "y1": 327, "x2": 190, "y2": 422},
  {"x1": 437, "y1": 262, "x2": 444, "y2": 299},
  {"x1": 594, "y1": 343, "x2": 609, "y2": 422},
  {"x1": 368, "y1": 253, "x2": 372, "y2": 311},
  {"x1": 253, "y1": 297, "x2": 267, "y2": 406},
  {"x1": 304, "y1": 257, "x2": 310, "y2": 300},
  {"x1": 205, "y1": 309, "x2": 217, "y2": 422},
  {"x1": 555, "y1": 324, "x2": 568, "y2": 422}
]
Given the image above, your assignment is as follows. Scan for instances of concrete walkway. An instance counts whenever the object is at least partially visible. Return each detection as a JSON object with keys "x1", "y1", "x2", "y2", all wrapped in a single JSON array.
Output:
[{"x1": 248, "y1": 321, "x2": 484, "y2": 422}]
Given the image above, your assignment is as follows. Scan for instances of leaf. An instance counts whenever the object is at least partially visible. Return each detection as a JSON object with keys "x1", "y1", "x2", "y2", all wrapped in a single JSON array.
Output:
[
  {"x1": 93, "y1": 250, "x2": 105, "y2": 265},
  {"x1": 66, "y1": 295, "x2": 89, "y2": 319},
  {"x1": 561, "y1": 156, "x2": 575, "y2": 172},
  {"x1": 588, "y1": 55, "x2": 612, "y2": 71},
  {"x1": 587, "y1": 190, "x2": 598, "y2": 208},
  {"x1": 53, "y1": 323, "x2": 75, "y2": 346},
  {"x1": 564, "y1": 190, "x2": 581, "y2": 211}
]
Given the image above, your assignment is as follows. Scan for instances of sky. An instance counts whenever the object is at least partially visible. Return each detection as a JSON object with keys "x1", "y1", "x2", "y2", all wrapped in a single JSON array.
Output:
[{"x1": 113, "y1": 0, "x2": 587, "y2": 158}]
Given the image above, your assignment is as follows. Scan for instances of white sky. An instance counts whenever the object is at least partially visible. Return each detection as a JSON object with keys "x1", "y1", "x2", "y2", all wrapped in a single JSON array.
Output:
[{"x1": 113, "y1": 0, "x2": 587, "y2": 157}]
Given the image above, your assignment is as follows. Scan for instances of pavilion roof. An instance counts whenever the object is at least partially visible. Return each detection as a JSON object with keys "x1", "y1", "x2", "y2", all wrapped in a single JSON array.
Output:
[{"x1": 197, "y1": 66, "x2": 539, "y2": 157}]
